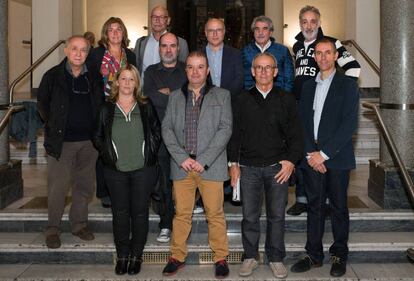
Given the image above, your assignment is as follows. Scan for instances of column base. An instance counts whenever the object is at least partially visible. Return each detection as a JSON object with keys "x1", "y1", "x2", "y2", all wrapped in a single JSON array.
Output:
[
  {"x1": 0, "y1": 160, "x2": 23, "y2": 209},
  {"x1": 368, "y1": 159, "x2": 414, "y2": 209}
]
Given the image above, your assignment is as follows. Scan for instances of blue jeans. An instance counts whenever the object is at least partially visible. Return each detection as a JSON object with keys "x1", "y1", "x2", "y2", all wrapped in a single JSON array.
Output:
[
  {"x1": 240, "y1": 165, "x2": 288, "y2": 262},
  {"x1": 303, "y1": 166, "x2": 350, "y2": 263}
]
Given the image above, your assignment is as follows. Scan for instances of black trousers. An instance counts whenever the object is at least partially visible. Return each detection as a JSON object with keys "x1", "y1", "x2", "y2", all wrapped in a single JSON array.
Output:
[
  {"x1": 104, "y1": 165, "x2": 156, "y2": 258},
  {"x1": 157, "y1": 142, "x2": 174, "y2": 230},
  {"x1": 96, "y1": 158, "x2": 110, "y2": 199},
  {"x1": 303, "y1": 166, "x2": 350, "y2": 263}
]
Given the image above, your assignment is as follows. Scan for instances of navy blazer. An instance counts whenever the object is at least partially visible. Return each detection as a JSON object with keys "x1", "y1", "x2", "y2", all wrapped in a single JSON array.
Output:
[
  {"x1": 207, "y1": 45, "x2": 244, "y2": 97},
  {"x1": 299, "y1": 72, "x2": 359, "y2": 170}
]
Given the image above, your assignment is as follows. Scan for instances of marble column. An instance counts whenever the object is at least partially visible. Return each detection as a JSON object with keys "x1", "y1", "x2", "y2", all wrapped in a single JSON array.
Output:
[
  {"x1": 368, "y1": 0, "x2": 414, "y2": 208},
  {"x1": 0, "y1": 1, "x2": 10, "y2": 165},
  {"x1": 0, "y1": 2, "x2": 23, "y2": 209}
]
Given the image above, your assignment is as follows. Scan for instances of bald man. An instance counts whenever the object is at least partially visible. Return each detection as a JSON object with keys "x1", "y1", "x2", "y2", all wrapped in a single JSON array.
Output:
[{"x1": 134, "y1": 5, "x2": 189, "y2": 76}]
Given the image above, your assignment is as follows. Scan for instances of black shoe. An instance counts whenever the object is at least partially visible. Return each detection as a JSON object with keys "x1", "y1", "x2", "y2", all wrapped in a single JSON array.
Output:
[
  {"x1": 100, "y1": 196, "x2": 111, "y2": 208},
  {"x1": 290, "y1": 255, "x2": 322, "y2": 273},
  {"x1": 162, "y1": 257, "x2": 185, "y2": 276},
  {"x1": 45, "y1": 234, "x2": 61, "y2": 249},
  {"x1": 115, "y1": 257, "x2": 128, "y2": 275},
  {"x1": 330, "y1": 256, "x2": 346, "y2": 277},
  {"x1": 287, "y1": 202, "x2": 307, "y2": 216},
  {"x1": 215, "y1": 259, "x2": 229, "y2": 279},
  {"x1": 128, "y1": 256, "x2": 142, "y2": 275}
]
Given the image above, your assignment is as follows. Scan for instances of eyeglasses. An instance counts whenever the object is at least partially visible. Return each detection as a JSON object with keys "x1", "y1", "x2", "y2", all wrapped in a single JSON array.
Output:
[
  {"x1": 151, "y1": 15, "x2": 168, "y2": 21},
  {"x1": 206, "y1": 28, "x2": 224, "y2": 35},
  {"x1": 253, "y1": 65, "x2": 277, "y2": 72},
  {"x1": 72, "y1": 76, "x2": 90, "y2": 95}
]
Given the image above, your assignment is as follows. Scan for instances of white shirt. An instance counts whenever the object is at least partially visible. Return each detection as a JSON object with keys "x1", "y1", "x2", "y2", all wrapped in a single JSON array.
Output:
[
  {"x1": 255, "y1": 40, "x2": 271, "y2": 53},
  {"x1": 313, "y1": 70, "x2": 336, "y2": 160},
  {"x1": 255, "y1": 85, "x2": 272, "y2": 99}
]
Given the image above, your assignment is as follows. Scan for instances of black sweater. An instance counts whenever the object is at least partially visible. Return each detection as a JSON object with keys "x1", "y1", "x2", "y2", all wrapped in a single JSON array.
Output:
[{"x1": 227, "y1": 87, "x2": 303, "y2": 166}]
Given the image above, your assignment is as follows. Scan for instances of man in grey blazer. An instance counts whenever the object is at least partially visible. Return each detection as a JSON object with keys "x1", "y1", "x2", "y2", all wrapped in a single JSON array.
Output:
[{"x1": 161, "y1": 51, "x2": 232, "y2": 279}]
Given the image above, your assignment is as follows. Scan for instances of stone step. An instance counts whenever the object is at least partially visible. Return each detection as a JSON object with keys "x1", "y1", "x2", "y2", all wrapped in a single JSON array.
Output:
[
  {"x1": 1, "y1": 211, "x2": 413, "y2": 233},
  {"x1": 2, "y1": 263, "x2": 414, "y2": 281},
  {"x1": 1, "y1": 231, "x2": 413, "y2": 264}
]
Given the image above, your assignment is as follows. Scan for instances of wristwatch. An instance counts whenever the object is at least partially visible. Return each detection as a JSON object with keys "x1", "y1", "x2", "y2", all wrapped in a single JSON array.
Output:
[{"x1": 228, "y1": 162, "x2": 239, "y2": 167}]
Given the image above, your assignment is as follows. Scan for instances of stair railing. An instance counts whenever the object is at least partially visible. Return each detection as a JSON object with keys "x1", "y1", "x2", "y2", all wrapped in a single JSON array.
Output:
[
  {"x1": 9, "y1": 39, "x2": 66, "y2": 104},
  {"x1": 362, "y1": 102, "x2": 414, "y2": 206},
  {"x1": 0, "y1": 40, "x2": 65, "y2": 136},
  {"x1": 342, "y1": 39, "x2": 380, "y2": 76}
]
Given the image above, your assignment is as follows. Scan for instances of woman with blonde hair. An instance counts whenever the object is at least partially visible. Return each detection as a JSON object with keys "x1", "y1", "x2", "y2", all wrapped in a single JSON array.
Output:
[
  {"x1": 87, "y1": 17, "x2": 137, "y2": 209},
  {"x1": 93, "y1": 64, "x2": 160, "y2": 275}
]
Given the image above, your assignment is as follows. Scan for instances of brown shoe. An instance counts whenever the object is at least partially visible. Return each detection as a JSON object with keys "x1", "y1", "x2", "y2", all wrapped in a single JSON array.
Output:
[
  {"x1": 45, "y1": 234, "x2": 61, "y2": 249},
  {"x1": 72, "y1": 227, "x2": 95, "y2": 241}
]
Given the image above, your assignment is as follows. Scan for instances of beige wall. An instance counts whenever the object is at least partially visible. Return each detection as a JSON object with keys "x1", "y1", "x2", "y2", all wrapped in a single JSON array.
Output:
[
  {"x1": 73, "y1": 0, "x2": 87, "y2": 35},
  {"x1": 265, "y1": 0, "x2": 283, "y2": 44},
  {"x1": 283, "y1": 0, "x2": 346, "y2": 48},
  {"x1": 86, "y1": 0, "x2": 148, "y2": 49},
  {"x1": 8, "y1": 0, "x2": 31, "y2": 93}
]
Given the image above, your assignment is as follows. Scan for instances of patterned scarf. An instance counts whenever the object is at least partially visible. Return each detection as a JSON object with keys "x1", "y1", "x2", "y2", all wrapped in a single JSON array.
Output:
[{"x1": 100, "y1": 49, "x2": 127, "y2": 96}]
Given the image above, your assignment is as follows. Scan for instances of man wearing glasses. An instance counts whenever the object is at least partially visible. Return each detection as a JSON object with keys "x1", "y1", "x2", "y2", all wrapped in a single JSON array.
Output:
[
  {"x1": 242, "y1": 16, "x2": 294, "y2": 92},
  {"x1": 37, "y1": 36, "x2": 103, "y2": 249},
  {"x1": 228, "y1": 53, "x2": 303, "y2": 279},
  {"x1": 134, "y1": 5, "x2": 189, "y2": 77}
]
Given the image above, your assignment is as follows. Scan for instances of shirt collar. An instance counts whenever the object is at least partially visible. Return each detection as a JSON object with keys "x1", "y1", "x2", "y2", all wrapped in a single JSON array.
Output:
[
  {"x1": 65, "y1": 60, "x2": 88, "y2": 77},
  {"x1": 150, "y1": 30, "x2": 168, "y2": 41},
  {"x1": 206, "y1": 43, "x2": 224, "y2": 53},
  {"x1": 255, "y1": 40, "x2": 271, "y2": 53},
  {"x1": 315, "y1": 69, "x2": 336, "y2": 84}
]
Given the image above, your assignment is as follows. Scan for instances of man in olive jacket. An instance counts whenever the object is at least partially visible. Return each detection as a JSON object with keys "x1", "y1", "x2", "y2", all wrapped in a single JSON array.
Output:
[{"x1": 37, "y1": 35, "x2": 102, "y2": 249}]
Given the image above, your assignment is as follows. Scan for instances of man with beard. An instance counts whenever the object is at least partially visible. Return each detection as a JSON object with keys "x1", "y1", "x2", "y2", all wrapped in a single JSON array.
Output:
[
  {"x1": 144, "y1": 32, "x2": 187, "y2": 243},
  {"x1": 287, "y1": 5, "x2": 361, "y2": 216}
]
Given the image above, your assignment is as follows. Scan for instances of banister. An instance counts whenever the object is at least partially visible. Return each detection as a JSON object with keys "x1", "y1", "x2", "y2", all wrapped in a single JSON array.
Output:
[
  {"x1": 342, "y1": 39, "x2": 380, "y2": 76},
  {"x1": 9, "y1": 40, "x2": 66, "y2": 104}
]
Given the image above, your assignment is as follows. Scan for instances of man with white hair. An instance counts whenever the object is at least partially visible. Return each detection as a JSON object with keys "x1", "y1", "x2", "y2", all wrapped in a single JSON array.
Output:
[{"x1": 287, "y1": 5, "x2": 361, "y2": 216}]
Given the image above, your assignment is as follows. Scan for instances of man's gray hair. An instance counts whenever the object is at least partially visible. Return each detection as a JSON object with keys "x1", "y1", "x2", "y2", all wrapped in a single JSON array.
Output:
[
  {"x1": 252, "y1": 52, "x2": 278, "y2": 68},
  {"x1": 65, "y1": 35, "x2": 90, "y2": 51},
  {"x1": 299, "y1": 5, "x2": 321, "y2": 21},
  {"x1": 250, "y1": 15, "x2": 274, "y2": 32}
]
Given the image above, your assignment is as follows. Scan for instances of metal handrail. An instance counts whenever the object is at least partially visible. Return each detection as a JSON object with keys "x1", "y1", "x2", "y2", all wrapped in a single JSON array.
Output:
[
  {"x1": 0, "y1": 104, "x2": 25, "y2": 136},
  {"x1": 362, "y1": 102, "x2": 414, "y2": 206},
  {"x1": 342, "y1": 39, "x2": 380, "y2": 76},
  {"x1": 9, "y1": 39, "x2": 65, "y2": 104}
]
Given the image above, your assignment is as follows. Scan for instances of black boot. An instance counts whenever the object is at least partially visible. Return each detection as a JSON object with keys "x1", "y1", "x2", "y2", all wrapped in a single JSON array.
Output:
[
  {"x1": 128, "y1": 256, "x2": 142, "y2": 275},
  {"x1": 115, "y1": 257, "x2": 128, "y2": 275}
]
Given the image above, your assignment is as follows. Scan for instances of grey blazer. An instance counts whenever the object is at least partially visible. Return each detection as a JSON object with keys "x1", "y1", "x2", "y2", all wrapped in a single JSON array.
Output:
[
  {"x1": 134, "y1": 34, "x2": 189, "y2": 74},
  {"x1": 162, "y1": 86, "x2": 232, "y2": 181}
]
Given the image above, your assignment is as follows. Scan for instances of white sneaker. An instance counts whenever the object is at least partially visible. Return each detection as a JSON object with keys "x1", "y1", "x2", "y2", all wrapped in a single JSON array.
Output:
[
  {"x1": 239, "y1": 258, "x2": 258, "y2": 277},
  {"x1": 193, "y1": 206, "x2": 204, "y2": 214},
  {"x1": 156, "y1": 228, "x2": 171, "y2": 243},
  {"x1": 269, "y1": 262, "x2": 287, "y2": 279}
]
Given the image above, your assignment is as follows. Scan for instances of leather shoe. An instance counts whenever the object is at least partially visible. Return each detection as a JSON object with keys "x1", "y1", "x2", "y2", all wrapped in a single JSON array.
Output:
[
  {"x1": 115, "y1": 257, "x2": 128, "y2": 275},
  {"x1": 45, "y1": 233, "x2": 61, "y2": 249},
  {"x1": 128, "y1": 256, "x2": 142, "y2": 275},
  {"x1": 330, "y1": 256, "x2": 346, "y2": 277},
  {"x1": 287, "y1": 202, "x2": 307, "y2": 216},
  {"x1": 291, "y1": 255, "x2": 322, "y2": 273},
  {"x1": 72, "y1": 227, "x2": 95, "y2": 241},
  {"x1": 407, "y1": 248, "x2": 414, "y2": 262}
]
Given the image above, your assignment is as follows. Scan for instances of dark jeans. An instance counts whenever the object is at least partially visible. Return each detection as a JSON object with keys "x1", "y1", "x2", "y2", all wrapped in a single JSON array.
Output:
[
  {"x1": 103, "y1": 165, "x2": 156, "y2": 258},
  {"x1": 240, "y1": 165, "x2": 288, "y2": 262},
  {"x1": 96, "y1": 158, "x2": 110, "y2": 199},
  {"x1": 303, "y1": 166, "x2": 350, "y2": 263},
  {"x1": 158, "y1": 143, "x2": 174, "y2": 230}
]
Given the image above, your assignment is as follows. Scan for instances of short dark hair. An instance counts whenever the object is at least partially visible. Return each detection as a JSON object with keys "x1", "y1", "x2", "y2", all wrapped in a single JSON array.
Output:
[
  {"x1": 159, "y1": 32, "x2": 179, "y2": 47},
  {"x1": 315, "y1": 38, "x2": 337, "y2": 53},
  {"x1": 186, "y1": 50, "x2": 209, "y2": 67}
]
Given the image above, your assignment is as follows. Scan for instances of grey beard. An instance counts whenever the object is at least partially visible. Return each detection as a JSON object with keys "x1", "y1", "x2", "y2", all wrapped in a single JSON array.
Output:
[
  {"x1": 302, "y1": 29, "x2": 318, "y2": 41},
  {"x1": 161, "y1": 56, "x2": 177, "y2": 65}
]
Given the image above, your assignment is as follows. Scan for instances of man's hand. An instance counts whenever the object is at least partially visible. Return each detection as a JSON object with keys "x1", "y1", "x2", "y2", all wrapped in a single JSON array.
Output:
[
  {"x1": 307, "y1": 151, "x2": 326, "y2": 169},
  {"x1": 181, "y1": 158, "x2": 195, "y2": 172},
  {"x1": 158, "y1": 88, "x2": 171, "y2": 95},
  {"x1": 191, "y1": 161, "x2": 205, "y2": 173},
  {"x1": 275, "y1": 160, "x2": 294, "y2": 184},
  {"x1": 229, "y1": 165, "x2": 240, "y2": 187},
  {"x1": 314, "y1": 163, "x2": 327, "y2": 174}
]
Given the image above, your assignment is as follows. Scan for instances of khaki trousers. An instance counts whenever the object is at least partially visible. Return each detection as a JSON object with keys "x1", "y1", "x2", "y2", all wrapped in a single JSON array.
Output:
[
  {"x1": 171, "y1": 171, "x2": 229, "y2": 262},
  {"x1": 45, "y1": 141, "x2": 98, "y2": 235}
]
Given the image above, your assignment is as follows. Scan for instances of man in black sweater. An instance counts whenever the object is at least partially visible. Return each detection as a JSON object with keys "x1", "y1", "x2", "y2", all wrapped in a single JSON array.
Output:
[{"x1": 228, "y1": 53, "x2": 303, "y2": 278}]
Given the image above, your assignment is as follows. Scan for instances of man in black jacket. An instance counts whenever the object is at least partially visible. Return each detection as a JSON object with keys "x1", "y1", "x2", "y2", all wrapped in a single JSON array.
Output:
[
  {"x1": 228, "y1": 53, "x2": 303, "y2": 278},
  {"x1": 37, "y1": 35, "x2": 103, "y2": 249}
]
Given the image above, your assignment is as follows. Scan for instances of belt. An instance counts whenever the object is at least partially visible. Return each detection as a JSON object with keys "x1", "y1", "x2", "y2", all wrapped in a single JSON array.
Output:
[{"x1": 189, "y1": 154, "x2": 196, "y2": 160}]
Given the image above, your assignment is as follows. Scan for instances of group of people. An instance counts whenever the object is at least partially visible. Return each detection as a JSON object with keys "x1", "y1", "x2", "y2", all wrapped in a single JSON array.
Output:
[{"x1": 37, "y1": 4, "x2": 361, "y2": 279}]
